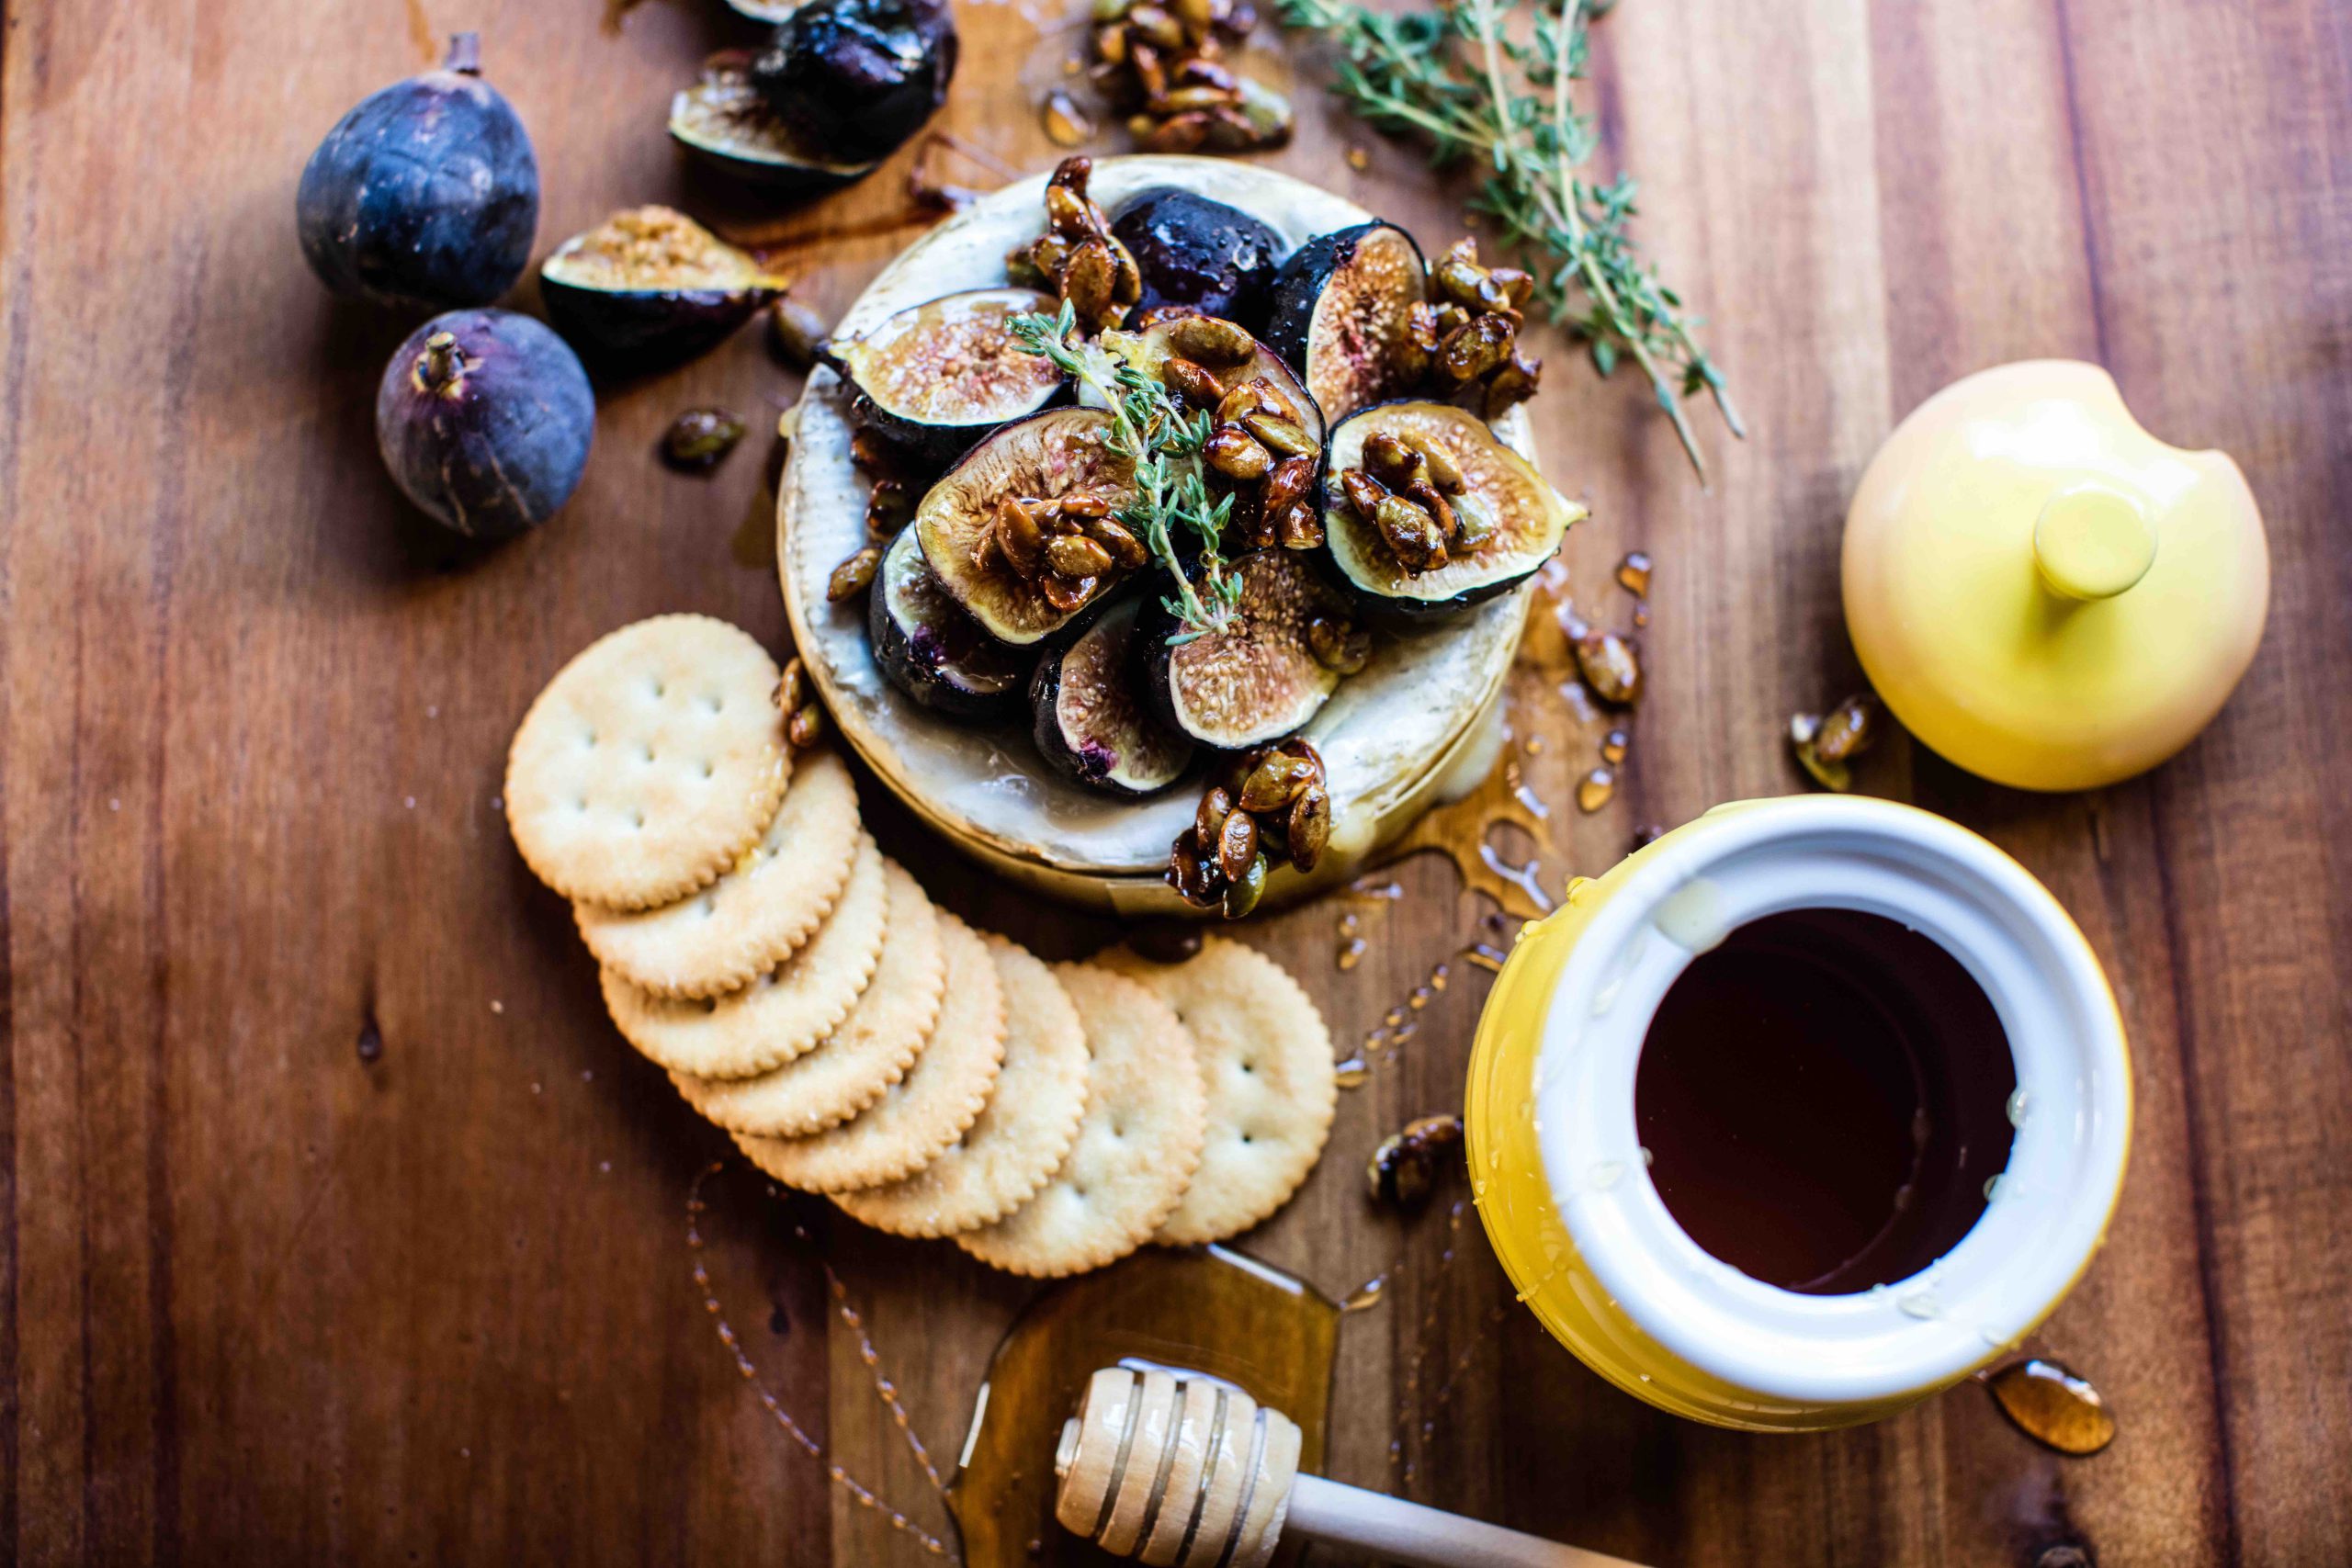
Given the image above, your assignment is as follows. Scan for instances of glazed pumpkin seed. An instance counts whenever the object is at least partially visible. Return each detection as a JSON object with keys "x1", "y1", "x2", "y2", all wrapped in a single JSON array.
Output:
[
  {"x1": 1163, "y1": 356, "x2": 1227, "y2": 408},
  {"x1": 829, "y1": 545, "x2": 882, "y2": 602},
  {"x1": 1204, "y1": 425, "x2": 1274, "y2": 480},
  {"x1": 1046, "y1": 534, "x2": 1114, "y2": 579},
  {"x1": 1575, "y1": 629, "x2": 1644, "y2": 706},
  {"x1": 1216, "y1": 808, "x2": 1260, "y2": 882},
  {"x1": 1166, "y1": 313, "x2": 1256, "y2": 367},
  {"x1": 1221, "y1": 851, "x2": 1268, "y2": 918}
]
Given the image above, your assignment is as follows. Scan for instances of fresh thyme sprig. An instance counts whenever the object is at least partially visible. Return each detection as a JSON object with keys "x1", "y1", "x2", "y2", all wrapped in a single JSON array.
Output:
[
  {"x1": 1275, "y1": 0, "x2": 1743, "y2": 481},
  {"x1": 1009, "y1": 303, "x2": 1238, "y2": 637}
]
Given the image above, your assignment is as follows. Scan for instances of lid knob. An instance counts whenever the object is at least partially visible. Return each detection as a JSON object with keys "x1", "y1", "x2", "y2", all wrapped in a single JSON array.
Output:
[{"x1": 2031, "y1": 482, "x2": 2156, "y2": 602}]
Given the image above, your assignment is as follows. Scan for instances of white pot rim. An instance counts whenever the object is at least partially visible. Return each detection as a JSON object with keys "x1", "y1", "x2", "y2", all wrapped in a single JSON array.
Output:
[{"x1": 1533, "y1": 795, "x2": 2132, "y2": 1406}]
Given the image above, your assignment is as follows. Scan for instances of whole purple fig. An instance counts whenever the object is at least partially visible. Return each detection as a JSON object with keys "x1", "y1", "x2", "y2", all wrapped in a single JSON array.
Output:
[
  {"x1": 375, "y1": 310, "x2": 593, "y2": 540},
  {"x1": 297, "y1": 34, "x2": 539, "y2": 310}
]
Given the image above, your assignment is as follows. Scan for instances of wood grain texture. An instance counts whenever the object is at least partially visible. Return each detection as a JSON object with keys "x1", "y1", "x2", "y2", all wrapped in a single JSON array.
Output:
[{"x1": 3, "y1": 0, "x2": 2346, "y2": 1563}]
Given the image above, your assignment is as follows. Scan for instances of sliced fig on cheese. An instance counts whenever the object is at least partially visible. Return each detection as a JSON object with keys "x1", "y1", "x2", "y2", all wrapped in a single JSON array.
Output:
[
  {"x1": 1261, "y1": 221, "x2": 1430, "y2": 423},
  {"x1": 911, "y1": 407, "x2": 1143, "y2": 647},
  {"x1": 1136, "y1": 550, "x2": 1348, "y2": 750},
  {"x1": 1103, "y1": 314, "x2": 1326, "y2": 451},
  {"x1": 869, "y1": 525, "x2": 1027, "y2": 721},
  {"x1": 828, "y1": 288, "x2": 1067, "y2": 467},
  {"x1": 1321, "y1": 401, "x2": 1580, "y2": 619},
  {"x1": 1030, "y1": 596, "x2": 1195, "y2": 795}
]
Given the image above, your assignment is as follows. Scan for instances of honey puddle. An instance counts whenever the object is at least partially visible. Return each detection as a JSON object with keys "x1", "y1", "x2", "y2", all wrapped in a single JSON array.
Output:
[
  {"x1": 1981, "y1": 1358, "x2": 2118, "y2": 1456},
  {"x1": 1354, "y1": 550, "x2": 1656, "y2": 940},
  {"x1": 951, "y1": 1246, "x2": 1339, "y2": 1567}
]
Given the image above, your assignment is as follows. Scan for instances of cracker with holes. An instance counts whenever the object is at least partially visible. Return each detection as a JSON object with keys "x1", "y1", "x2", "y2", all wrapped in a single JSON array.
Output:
[
  {"x1": 604, "y1": 834, "x2": 887, "y2": 1078},
  {"x1": 833, "y1": 933, "x2": 1090, "y2": 1237},
  {"x1": 506, "y1": 615, "x2": 790, "y2": 909},
  {"x1": 734, "y1": 911, "x2": 1006, "y2": 1192},
  {"x1": 576, "y1": 750, "x2": 861, "y2": 998},
  {"x1": 674, "y1": 858, "x2": 945, "y2": 1136},
  {"x1": 956, "y1": 964, "x2": 1205, "y2": 1278},
  {"x1": 1099, "y1": 936, "x2": 1336, "y2": 1246}
]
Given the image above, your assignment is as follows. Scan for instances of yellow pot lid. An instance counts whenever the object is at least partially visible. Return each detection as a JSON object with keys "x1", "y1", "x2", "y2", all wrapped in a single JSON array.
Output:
[{"x1": 1843, "y1": 360, "x2": 2268, "y2": 792}]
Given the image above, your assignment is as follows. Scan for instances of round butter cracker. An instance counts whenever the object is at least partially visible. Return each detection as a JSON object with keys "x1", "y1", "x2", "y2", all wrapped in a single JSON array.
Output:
[
  {"x1": 577, "y1": 750, "x2": 862, "y2": 998},
  {"x1": 834, "y1": 934, "x2": 1089, "y2": 1237},
  {"x1": 506, "y1": 615, "x2": 790, "y2": 909},
  {"x1": 735, "y1": 911, "x2": 1006, "y2": 1192},
  {"x1": 674, "y1": 858, "x2": 944, "y2": 1136},
  {"x1": 956, "y1": 963, "x2": 1205, "y2": 1278},
  {"x1": 1099, "y1": 936, "x2": 1335, "y2": 1245},
  {"x1": 604, "y1": 833, "x2": 887, "y2": 1078}
]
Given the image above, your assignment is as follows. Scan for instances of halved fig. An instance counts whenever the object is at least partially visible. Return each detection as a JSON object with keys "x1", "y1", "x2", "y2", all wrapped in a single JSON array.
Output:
[
  {"x1": 1137, "y1": 550, "x2": 1349, "y2": 750},
  {"x1": 912, "y1": 407, "x2": 1143, "y2": 647},
  {"x1": 1321, "y1": 401, "x2": 1581, "y2": 618},
  {"x1": 669, "y1": 51, "x2": 879, "y2": 193},
  {"x1": 1103, "y1": 314, "x2": 1326, "y2": 451},
  {"x1": 1110, "y1": 187, "x2": 1289, "y2": 329},
  {"x1": 869, "y1": 525, "x2": 1028, "y2": 721},
  {"x1": 540, "y1": 206, "x2": 789, "y2": 362},
  {"x1": 1030, "y1": 596, "x2": 1195, "y2": 795},
  {"x1": 1261, "y1": 221, "x2": 1430, "y2": 423},
  {"x1": 829, "y1": 288, "x2": 1067, "y2": 468}
]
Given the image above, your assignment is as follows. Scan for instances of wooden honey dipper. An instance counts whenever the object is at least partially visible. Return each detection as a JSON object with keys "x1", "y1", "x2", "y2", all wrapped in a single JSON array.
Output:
[{"x1": 1054, "y1": 1366, "x2": 1650, "y2": 1568}]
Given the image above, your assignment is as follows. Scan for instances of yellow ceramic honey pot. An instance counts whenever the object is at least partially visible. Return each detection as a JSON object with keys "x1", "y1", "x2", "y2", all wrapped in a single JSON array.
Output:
[
  {"x1": 1465, "y1": 795, "x2": 2132, "y2": 1431},
  {"x1": 1843, "y1": 359, "x2": 2269, "y2": 791}
]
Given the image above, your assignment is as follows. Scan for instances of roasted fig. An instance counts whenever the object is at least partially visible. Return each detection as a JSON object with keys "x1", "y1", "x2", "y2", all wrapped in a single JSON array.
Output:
[
  {"x1": 375, "y1": 310, "x2": 594, "y2": 540},
  {"x1": 1261, "y1": 221, "x2": 1430, "y2": 423},
  {"x1": 297, "y1": 34, "x2": 538, "y2": 309},
  {"x1": 1109, "y1": 188, "x2": 1288, "y2": 328},
  {"x1": 750, "y1": 0, "x2": 957, "y2": 166},
  {"x1": 1030, "y1": 597, "x2": 1196, "y2": 794},
  {"x1": 1138, "y1": 550, "x2": 1348, "y2": 749},
  {"x1": 1321, "y1": 401, "x2": 1580, "y2": 618},
  {"x1": 829, "y1": 288, "x2": 1067, "y2": 468},
  {"x1": 1102, "y1": 314, "x2": 1326, "y2": 450},
  {"x1": 912, "y1": 407, "x2": 1143, "y2": 647},
  {"x1": 539, "y1": 207, "x2": 789, "y2": 364},
  {"x1": 669, "y1": 51, "x2": 880, "y2": 193},
  {"x1": 869, "y1": 525, "x2": 1028, "y2": 721}
]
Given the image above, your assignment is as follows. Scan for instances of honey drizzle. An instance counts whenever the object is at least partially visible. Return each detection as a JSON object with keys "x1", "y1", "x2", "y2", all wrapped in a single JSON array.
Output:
[
  {"x1": 684, "y1": 1163, "x2": 954, "y2": 1558},
  {"x1": 824, "y1": 1263, "x2": 948, "y2": 1493}
]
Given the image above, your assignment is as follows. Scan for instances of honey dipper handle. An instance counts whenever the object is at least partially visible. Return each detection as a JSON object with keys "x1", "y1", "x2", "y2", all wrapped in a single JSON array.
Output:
[{"x1": 1286, "y1": 1473, "x2": 1651, "y2": 1568}]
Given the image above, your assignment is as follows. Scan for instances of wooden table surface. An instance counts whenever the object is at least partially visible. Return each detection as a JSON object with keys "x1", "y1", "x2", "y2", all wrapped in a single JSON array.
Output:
[{"x1": 5, "y1": 0, "x2": 2347, "y2": 1562}]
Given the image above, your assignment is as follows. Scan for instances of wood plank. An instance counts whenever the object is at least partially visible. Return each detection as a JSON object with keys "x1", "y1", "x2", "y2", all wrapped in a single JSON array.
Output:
[{"x1": 2, "y1": 0, "x2": 2347, "y2": 1561}]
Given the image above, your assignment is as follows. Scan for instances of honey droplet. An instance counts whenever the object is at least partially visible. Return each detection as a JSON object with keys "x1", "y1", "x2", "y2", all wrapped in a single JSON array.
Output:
[
  {"x1": 1341, "y1": 1273, "x2": 1388, "y2": 1313},
  {"x1": 1041, "y1": 89, "x2": 1093, "y2": 147},
  {"x1": 1600, "y1": 728, "x2": 1629, "y2": 766},
  {"x1": 1334, "y1": 1055, "x2": 1370, "y2": 1089},
  {"x1": 1462, "y1": 942, "x2": 1507, "y2": 973},
  {"x1": 1632, "y1": 600, "x2": 1651, "y2": 629},
  {"x1": 1577, "y1": 767, "x2": 1616, "y2": 813},
  {"x1": 1984, "y1": 1359, "x2": 2117, "y2": 1455},
  {"x1": 1615, "y1": 550, "x2": 1652, "y2": 596},
  {"x1": 1336, "y1": 937, "x2": 1366, "y2": 972},
  {"x1": 1345, "y1": 145, "x2": 1370, "y2": 171}
]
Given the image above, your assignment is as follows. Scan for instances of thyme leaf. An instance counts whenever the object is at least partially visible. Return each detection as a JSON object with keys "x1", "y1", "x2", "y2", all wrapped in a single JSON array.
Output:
[
  {"x1": 1275, "y1": 0, "x2": 1742, "y2": 481},
  {"x1": 1009, "y1": 304, "x2": 1236, "y2": 636}
]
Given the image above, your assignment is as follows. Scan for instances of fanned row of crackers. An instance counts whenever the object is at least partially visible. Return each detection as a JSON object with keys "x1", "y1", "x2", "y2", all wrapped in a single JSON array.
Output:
[{"x1": 505, "y1": 615, "x2": 1340, "y2": 1276}]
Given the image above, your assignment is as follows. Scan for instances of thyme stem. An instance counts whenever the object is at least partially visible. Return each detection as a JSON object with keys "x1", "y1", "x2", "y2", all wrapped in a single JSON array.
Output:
[
  {"x1": 1009, "y1": 306, "x2": 1230, "y2": 636},
  {"x1": 1278, "y1": 0, "x2": 1738, "y2": 481}
]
